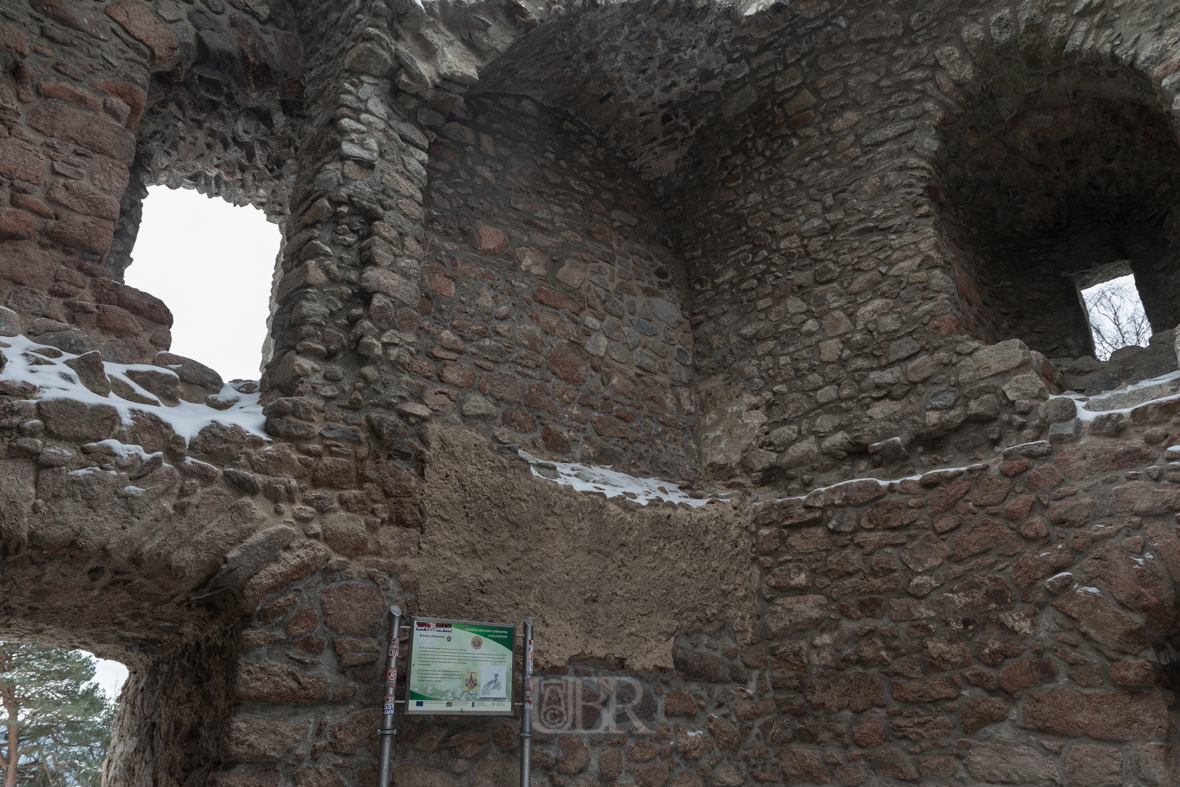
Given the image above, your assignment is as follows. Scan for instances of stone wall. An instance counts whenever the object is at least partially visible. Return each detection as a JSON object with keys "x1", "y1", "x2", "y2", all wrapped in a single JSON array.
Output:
[
  {"x1": 419, "y1": 95, "x2": 696, "y2": 477},
  {"x1": 2, "y1": 1, "x2": 1180, "y2": 787},
  {"x1": 0, "y1": 0, "x2": 301, "y2": 361},
  {"x1": 935, "y1": 68, "x2": 1180, "y2": 359}
]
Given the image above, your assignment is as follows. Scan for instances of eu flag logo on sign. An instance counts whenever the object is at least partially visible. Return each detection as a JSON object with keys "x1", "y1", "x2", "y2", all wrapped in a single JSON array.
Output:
[{"x1": 415, "y1": 701, "x2": 423, "y2": 707}]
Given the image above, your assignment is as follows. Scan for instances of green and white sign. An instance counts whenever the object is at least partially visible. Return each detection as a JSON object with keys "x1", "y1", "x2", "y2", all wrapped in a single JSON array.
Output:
[{"x1": 405, "y1": 617, "x2": 516, "y2": 716}]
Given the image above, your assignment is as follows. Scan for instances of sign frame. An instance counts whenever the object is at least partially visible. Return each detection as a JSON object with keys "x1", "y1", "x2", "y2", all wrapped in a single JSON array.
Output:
[{"x1": 404, "y1": 615, "x2": 517, "y2": 717}]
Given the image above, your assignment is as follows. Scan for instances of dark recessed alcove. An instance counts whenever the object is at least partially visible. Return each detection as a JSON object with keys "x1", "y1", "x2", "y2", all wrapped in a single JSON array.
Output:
[{"x1": 936, "y1": 77, "x2": 1180, "y2": 359}]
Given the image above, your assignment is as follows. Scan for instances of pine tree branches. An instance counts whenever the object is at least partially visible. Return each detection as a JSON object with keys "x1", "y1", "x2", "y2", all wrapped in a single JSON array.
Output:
[{"x1": 0, "y1": 644, "x2": 116, "y2": 787}]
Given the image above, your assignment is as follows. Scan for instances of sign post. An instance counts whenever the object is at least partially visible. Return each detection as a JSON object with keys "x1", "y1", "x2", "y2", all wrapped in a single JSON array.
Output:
[
  {"x1": 520, "y1": 617, "x2": 534, "y2": 787},
  {"x1": 377, "y1": 612, "x2": 530, "y2": 787},
  {"x1": 376, "y1": 605, "x2": 403, "y2": 787}
]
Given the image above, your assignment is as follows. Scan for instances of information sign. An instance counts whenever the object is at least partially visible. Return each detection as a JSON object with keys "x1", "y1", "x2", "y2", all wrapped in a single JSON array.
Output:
[{"x1": 405, "y1": 616, "x2": 516, "y2": 716}]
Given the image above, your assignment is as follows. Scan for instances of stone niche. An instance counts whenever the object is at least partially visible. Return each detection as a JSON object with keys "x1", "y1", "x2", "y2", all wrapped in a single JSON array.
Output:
[
  {"x1": 419, "y1": 94, "x2": 698, "y2": 479},
  {"x1": 935, "y1": 64, "x2": 1180, "y2": 359}
]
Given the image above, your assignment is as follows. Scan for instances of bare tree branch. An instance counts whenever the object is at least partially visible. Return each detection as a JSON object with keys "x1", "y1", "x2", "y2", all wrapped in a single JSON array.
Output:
[{"x1": 1082, "y1": 277, "x2": 1152, "y2": 361}]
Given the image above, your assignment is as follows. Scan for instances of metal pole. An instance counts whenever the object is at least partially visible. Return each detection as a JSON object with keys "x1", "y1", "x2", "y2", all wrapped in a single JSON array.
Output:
[
  {"x1": 520, "y1": 617, "x2": 534, "y2": 787},
  {"x1": 377, "y1": 605, "x2": 403, "y2": 787}
]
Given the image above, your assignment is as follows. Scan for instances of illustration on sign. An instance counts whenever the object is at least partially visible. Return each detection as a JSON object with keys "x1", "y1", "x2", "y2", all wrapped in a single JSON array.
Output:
[{"x1": 405, "y1": 617, "x2": 516, "y2": 716}]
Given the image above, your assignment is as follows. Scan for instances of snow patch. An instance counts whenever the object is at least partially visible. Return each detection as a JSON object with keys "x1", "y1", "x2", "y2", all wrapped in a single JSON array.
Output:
[
  {"x1": 518, "y1": 451, "x2": 718, "y2": 508},
  {"x1": 1051, "y1": 369, "x2": 1180, "y2": 423},
  {"x1": 768, "y1": 464, "x2": 981, "y2": 505},
  {"x1": 92, "y1": 439, "x2": 162, "y2": 461},
  {"x1": 0, "y1": 334, "x2": 267, "y2": 441}
]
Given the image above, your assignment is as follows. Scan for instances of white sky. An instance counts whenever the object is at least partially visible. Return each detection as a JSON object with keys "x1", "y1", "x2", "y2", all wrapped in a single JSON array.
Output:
[
  {"x1": 124, "y1": 187, "x2": 281, "y2": 382},
  {"x1": 83, "y1": 188, "x2": 280, "y2": 706},
  {"x1": 89, "y1": 655, "x2": 128, "y2": 700},
  {"x1": 1080, "y1": 273, "x2": 1151, "y2": 360}
]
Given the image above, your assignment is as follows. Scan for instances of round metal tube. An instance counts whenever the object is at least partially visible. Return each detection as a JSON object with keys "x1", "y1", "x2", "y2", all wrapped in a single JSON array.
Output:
[
  {"x1": 520, "y1": 617, "x2": 534, "y2": 787},
  {"x1": 377, "y1": 605, "x2": 403, "y2": 787}
]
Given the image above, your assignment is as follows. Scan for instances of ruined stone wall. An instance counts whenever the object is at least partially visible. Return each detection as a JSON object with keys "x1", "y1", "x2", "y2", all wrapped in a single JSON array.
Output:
[
  {"x1": 638, "y1": 0, "x2": 1180, "y2": 492},
  {"x1": 2, "y1": 1, "x2": 1180, "y2": 787},
  {"x1": 934, "y1": 69, "x2": 1180, "y2": 360},
  {"x1": 0, "y1": 0, "x2": 302, "y2": 361},
  {"x1": 752, "y1": 435, "x2": 1180, "y2": 785},
  {"x1": 419, "y1": 96, "x2": 697, "y2": 477}
]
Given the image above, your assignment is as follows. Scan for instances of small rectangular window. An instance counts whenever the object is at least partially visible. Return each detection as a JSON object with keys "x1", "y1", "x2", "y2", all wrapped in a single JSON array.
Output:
[{"x1": 1080, "y1": 273, "x2": 1152, "y2": 361}]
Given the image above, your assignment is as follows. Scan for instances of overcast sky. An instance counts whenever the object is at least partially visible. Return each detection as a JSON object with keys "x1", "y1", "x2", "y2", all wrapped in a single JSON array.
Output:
[
  {"x1": 90, "y1": 656, "x2": 128, "y2": 699},
  {"x1": 125, "y1": 187, "x2": 281, "y2": 382}
]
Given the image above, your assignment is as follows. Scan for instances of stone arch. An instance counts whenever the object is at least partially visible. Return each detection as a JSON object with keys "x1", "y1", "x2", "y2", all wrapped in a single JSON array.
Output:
[
  {"x1": 8, "y1": 4, "x2": 1180, "y2": 787},
  {"x1": 929, "y1": 47, "x2": 1180, "y2": 359},
  {"x1": 0, "y1": 3, "x2": 381, "y2": 787}
]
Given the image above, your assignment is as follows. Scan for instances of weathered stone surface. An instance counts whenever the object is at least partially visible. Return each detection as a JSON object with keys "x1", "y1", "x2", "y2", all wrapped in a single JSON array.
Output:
[
  {"x1": 998, "y1": 658, "x2": 1058, "y2": 693},
  {"x1": 1082, "y1": 543, "x2": 1175, "y2": 629},
  {"x1": 28, "y1": 103, "x2": 134, "y2": 161},
  {"x1": 892, "y1": 678, "x2": 956, "y2": 702},
  {"x1": 328, "y1": 710, "x2": 381, "y2": 755},
  {"x1": 1052, "y1": 587, "x2": 1150, "y2": 654},
  {"x1": 225, "y1": 717, "x2": 308, "y2": 760},
  {"x1": 805, "y1": 672, "x2": 885, "y2": 713},
  {"x1": 471, "y1": 221, "x2": 509, "y2": 254},
  {"x1": 827, "y1": 480, "x2": 885, "y2": 506},
  {"x1": 961, "y1": 697, "x2": 1009, "y2": 733},
  {"x1": 230, "y1": 663, "x2": 330, "y2": 703},
  {"x1": 778, "y1": 750, "x2": 829, "y2": 783},
  {"x1": 1065, "y1": 745, "x2": 1121, "y2": 787},
  {"x1": 664, "y1": 691, "x2": 696, "y2": 716},
  {"x1": 952, "y1": 518, "x2": 1013, "y2": 559},
  {"x1": 154, "y1": 352, "x2": 225, "y2": 390},
  {"x1": 391, "y1": 765, "x2": 460, "y2": 787},
  {"x1": 319, "y1": 583, "x2": 384, "y2": 637},
  {"x1": 470, "y1": 754, "x2": 514, "y2": 787},
  {"x1": 764, "y1": 595, "x2": 827, "y2": 637},
  {"x1": 1055, "y1": 440, "x2": 1156, "y2": 480},
  {"x1": 958, "y1": 340, "x2": 1029, "y2": 383},
  {"x1": 672, "y1": 643, "x2": 747, "y2": 683},
  {"x1": 1023, "y1": 690, "x2": 1169, "y2": 739},
  {"x1": 64, "y1": 352, "x2": 111, "y2": 396},
  {"x1": 943, "y1": 573, "x2": 1014, "y2": 613},
  {"x1": 360, "y1": 267, "x2": 419, "y2": 306},
  {"x1": 38, "y1": 399, "x2": 119, "y2": 441},
  {"x1": 1013, "y1": 542, "x2": 1073, "y2": 588},
  {"x1": 964, "y1": 739, "x2": 1057, "y2": 784}
]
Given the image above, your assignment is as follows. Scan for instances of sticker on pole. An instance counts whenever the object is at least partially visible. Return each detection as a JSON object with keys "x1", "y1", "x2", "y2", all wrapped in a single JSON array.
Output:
[{"x1": 405, "y1": 616, "x2": 516, "y2": 716}]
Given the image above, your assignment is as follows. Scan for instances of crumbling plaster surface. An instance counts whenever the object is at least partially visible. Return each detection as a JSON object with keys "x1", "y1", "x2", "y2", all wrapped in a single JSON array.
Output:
[{"x1": 411, "y1": 424, "x2": 758, "y2": 670}]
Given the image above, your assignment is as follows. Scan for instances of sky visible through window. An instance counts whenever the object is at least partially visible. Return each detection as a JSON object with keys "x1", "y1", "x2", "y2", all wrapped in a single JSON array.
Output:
[
  {"x1": 86, "y1": 188, "x2": 281, "y2": 700},
  {"x1": 90, "y1": 657, "x2": 127, "y2": 699},
  {"x1": 125, "y1": 186, "x2": 281, "y2": 381},
  {"x1": 1080, "y1": 274, "x2": 1152, "y2": 361}
]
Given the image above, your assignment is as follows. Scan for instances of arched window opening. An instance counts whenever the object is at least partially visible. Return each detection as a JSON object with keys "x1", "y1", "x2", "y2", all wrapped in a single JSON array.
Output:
[
  {"x1": 1078, "y1": 266, "x2": 1152, "y2": 361},
  {"x1": 124, "y1": 187, "x2": 282, "y2": 382},
  {"x1": 935, "y1": 71, "x2": 1180, "y2": 373},
  {"x1": 0, "y1": 644, "x2": 126, "y2": 787}
]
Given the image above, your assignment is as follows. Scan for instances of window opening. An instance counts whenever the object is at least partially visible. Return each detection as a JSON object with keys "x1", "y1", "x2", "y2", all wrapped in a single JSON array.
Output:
[
  {"x1": 125, "y1": 187, "x2": 281, "y2": 382},
  {"x1": 90, "y1": 654, "x2": 128, "y2": 699},
  {"x1": 1079, "y1": 269, "x2": 1152, "y2": 361},
  {"x1": 0, "y1": 643, "x2": 124, "y2": 787}
]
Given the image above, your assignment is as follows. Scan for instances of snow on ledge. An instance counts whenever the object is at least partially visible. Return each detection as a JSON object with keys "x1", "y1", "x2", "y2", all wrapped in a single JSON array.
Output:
[
  {"x1": 518, "y1": 451, "x2": 722, "y2": 508},
  {"x1": 1051, "y1": 368, "x2": 1180, "y2": 423},
  {"x1": 0, "y1": 334, "x2": 267, "y2": 442}
]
